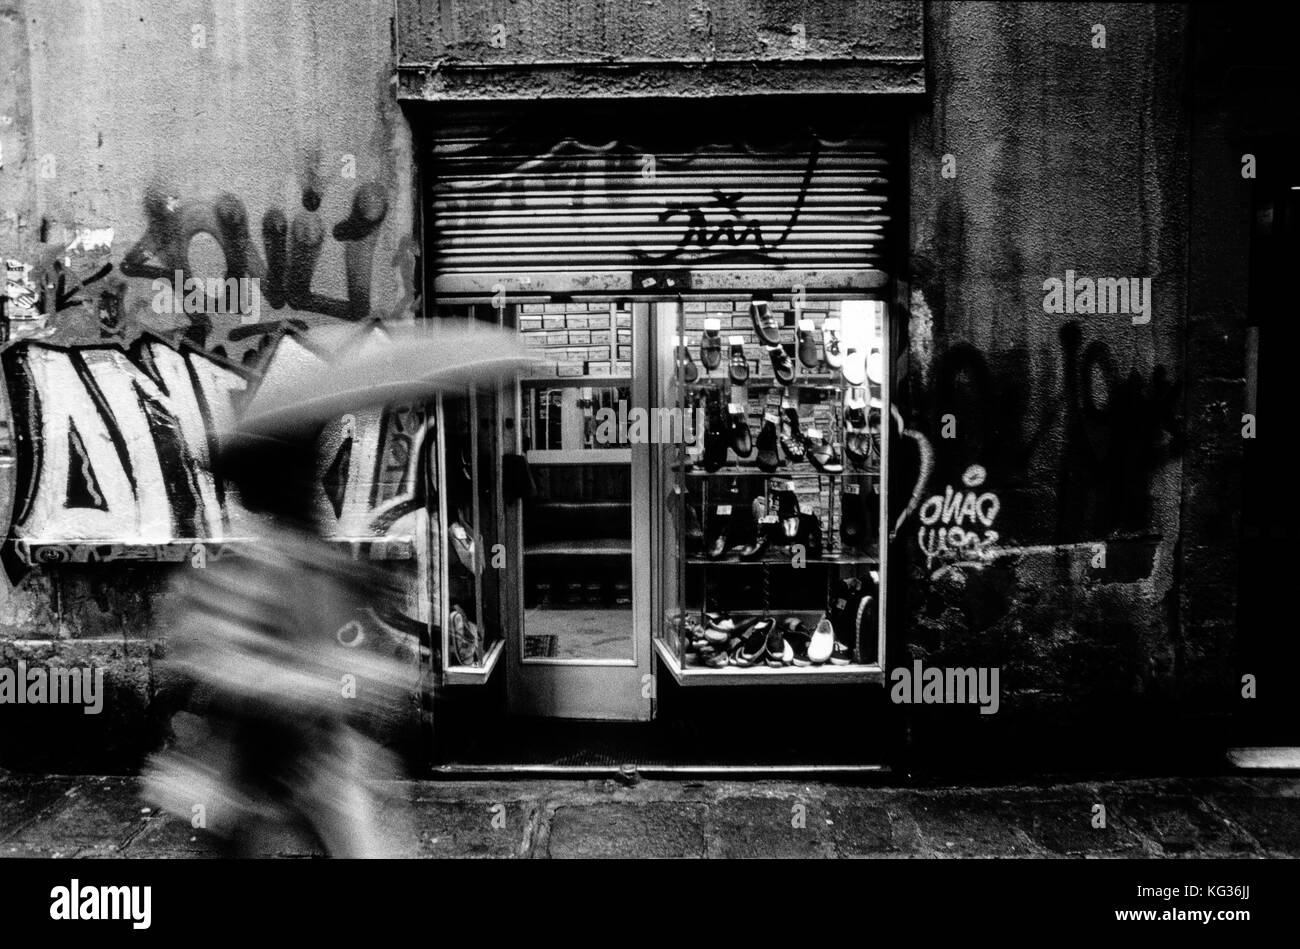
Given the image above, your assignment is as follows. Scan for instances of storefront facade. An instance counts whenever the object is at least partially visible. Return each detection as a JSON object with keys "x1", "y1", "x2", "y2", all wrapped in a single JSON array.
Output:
[{"x1": 0, "y1": 1, "x2": 1290, "y2": 773}]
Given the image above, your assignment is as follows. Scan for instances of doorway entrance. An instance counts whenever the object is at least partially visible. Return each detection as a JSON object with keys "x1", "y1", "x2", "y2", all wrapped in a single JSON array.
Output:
[{"x1": 506, "y1": 301, "x2": 664, "y2": 720}]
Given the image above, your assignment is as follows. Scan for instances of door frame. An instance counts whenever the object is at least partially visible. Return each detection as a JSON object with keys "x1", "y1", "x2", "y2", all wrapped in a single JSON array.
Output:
[{"x1": 503, "y1": 303, "x2": 654, "y2": 720}]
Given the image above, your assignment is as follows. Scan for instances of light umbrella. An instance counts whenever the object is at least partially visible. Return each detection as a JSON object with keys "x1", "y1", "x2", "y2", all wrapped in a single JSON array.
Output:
[{"x1": 235, "y1": 318, "x2": 536, "y2": 436}]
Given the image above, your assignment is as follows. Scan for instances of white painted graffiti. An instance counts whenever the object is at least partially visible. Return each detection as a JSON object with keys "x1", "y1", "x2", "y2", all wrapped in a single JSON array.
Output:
[{"x1": 917, "y1": 463, "x2": 1001, "y2": 569}]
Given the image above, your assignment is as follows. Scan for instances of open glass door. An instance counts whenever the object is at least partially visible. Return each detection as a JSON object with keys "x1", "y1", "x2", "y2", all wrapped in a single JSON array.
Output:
[{"x1": 506, "y1": 301, "x2": 656, "y2": 719}]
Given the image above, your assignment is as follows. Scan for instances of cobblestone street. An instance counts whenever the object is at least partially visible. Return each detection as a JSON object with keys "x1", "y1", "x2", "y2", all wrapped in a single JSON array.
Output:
[{"x1": 2, "y1": 771, "x2": 1297, "y2": 858}]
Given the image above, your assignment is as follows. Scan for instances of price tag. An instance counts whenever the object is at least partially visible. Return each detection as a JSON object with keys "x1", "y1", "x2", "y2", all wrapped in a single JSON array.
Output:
[
  {"x1": 835, "y1": 598, "x2": 847, "y2": 610},
  {"x1": 844, "y1": 484, "x2": 861, "y2": 495},
  {"x1": 728, "y1": 403, "x2": 744, "y2": 415},
  {"x1": 806, "y1": 428, "x2": 822, "y2": 440},
  {"x1": 759, "y1": 514, "x2": 779, "y2": 525},
  {"x1": 716, "y1": 505, "x2": 733, "y2": 516},
  {"x1": 764, "y1": 413, "x2": 779, "y2": 425}
]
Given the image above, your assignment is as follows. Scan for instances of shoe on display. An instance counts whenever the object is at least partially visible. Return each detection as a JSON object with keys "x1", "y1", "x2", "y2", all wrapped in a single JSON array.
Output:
[
  {"x1": 739, "y1": 531, "x2": 771, "y2": 561},
  {"x1": 839, "y1": 301, "x2": 873, "y2": 387},
  {"x1": 775, "y1": 486, "x2": 801, "y2": 540},
  {"x1": 733, "y1": 617, "x2": 776, "y2": 667},
  {"x1": 839, "y1": 482, "x2": 872, "y2": 549},
  {"x1": 683, "y1": 497, "x2": 705, "y2": 548},
  {"x1": 702, "y1": 401, "x2": 728, "y2": 472},
  {"x1": 676, "y1": 336, "x2": 700, "y2": 384},
  {"x1": 767, "y1": 344, "x2": 796, "y2": 385},
  {"x1": 727, "y1": 406, "x2": 753, "y2": 459},
  {"x1": 749, "y1": 300, "x2": 783, "y2": 346},
  {"x1": 844, "y1": 394, "x2": 869, "y2": 431},
  {"x1": 701, "y1": 318, "x2": 723, "y2": 371},
  {"x1": 797, "y1": 511, "x2": 824, "y2": 559},
  {"x1": 449, "y1": 522, "x2": 477, "y2": 573},
  {"x1": 763, "y1": 621, "x2": 787, "y2": 667},
  {"x1": 739, "y1": 497, "x2": 773, "y2": 561},
  {"x1": 797, "y1": 319, "x2": 819, "y2": 368},
  {"x1": 449, "y1": 604, "x2": 482, "y2": 666},
  {"x1": 850, "y1": 594, "x2": 875, "y2": 664},
  {"x1": 829, "y1": 594, "x2": 870, "y2": 666},
  {"x1": 781, "y1": 618, "x2": 813, "y2": 666},
  {"x1": 704, "y1": 611, "x2": 736, "y2": 643},
  {"x1": 866, "y1": 346, "x2": 884, "y2": 386},
  {"x1": 706, "y1": 649, "x2": 732, "y2": 668},
  {"x1": 808, "y1": 615, "x2": 835, "y2": 665},
  {"x1": 828, "y1": 577, "x2": 867, "y2": 652},
  {"x1": 845, "y1": 431, "x2": 873, "y2": 471},
  {"x1": 842, "y1": 346, "x2": 867, "y2": 387},
  {"x1": 728, "y1": 336, "x2": 750, "y2": 384},
  {"x1": 756, "y1": 418, "x2": 781, "y2": 472},
  {"x1": 705, "y1": 483, "x2": 738, "y2": 558},
  {"x1": 780, "y1": 405, "x2": 807, "y2": 461},
  {"x1": 805, "y1": 430, "x2": 844, "y2": 474},
  {"x1": 707, "y1": 506, "x2": 740, "y2": 560},
  {"x1": 822, "y1": 318, "x2": 843, "y2": 370}
]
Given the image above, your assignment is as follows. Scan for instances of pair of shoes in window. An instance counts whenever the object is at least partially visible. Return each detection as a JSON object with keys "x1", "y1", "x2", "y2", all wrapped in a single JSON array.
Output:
[{"x1": 757, "y1": 614, "x2": 839, "y2": 667}]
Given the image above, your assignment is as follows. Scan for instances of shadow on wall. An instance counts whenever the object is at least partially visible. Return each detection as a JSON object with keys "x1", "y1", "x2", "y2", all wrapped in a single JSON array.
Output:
[
  {"x1": 888, "y1": 318, "x2": 1185, "y2": 750},
  {"x1": 928, "y1": 321, "x2": 1183, "y2": 544}
]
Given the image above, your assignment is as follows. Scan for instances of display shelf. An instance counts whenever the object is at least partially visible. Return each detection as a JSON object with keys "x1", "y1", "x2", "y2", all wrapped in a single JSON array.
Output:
[
  {"x1": 655, "y1": 639, "x2": 884, "y2": 686},
  {"x1": 681, "y1": 466, "x2": 879, "y2": 478},
  {"x1": 444, "y1": 639, "x2": 505, "y2": 686},
  {"x1": 686, "y1": 378, "x2": 845, "y2": 391},
  {"x1": 522, "y1": 374, "x2": 634, "y2": 386},
  {"x1": 685, "y1": 551, "x2": 879, "y2": 566},
  {"x1": 528, "y1": 449, "x2": 632, "y2": 465},
  {"x1": 525, "y1": 538, "x2": 633, "y2": 556}
]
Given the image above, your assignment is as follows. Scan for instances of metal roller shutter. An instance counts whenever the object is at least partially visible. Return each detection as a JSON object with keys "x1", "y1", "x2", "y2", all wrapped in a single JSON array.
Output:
[{"x1": 427, "y1": 106, "x2": 895, "y2": 295}]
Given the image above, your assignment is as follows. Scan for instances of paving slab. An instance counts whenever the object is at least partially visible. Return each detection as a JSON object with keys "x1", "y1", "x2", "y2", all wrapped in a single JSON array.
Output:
[
  {"x1": 3, "y1": 776, "x2": 149, "y2": 857},
  {"x1": 707, "y1": 795, "x2": 835, "y2": 858},
  {"x1": 546, "y1": 802, "x2": 707, "y2": 858},
  {"x1": 905, "y1": 794, "x2": 1043, "y2": 857},
  {"x1": 1111, "y1": 794, "x2": 1258, "y2": 857},
  {"x1": 412, "y1": 799, "x2": 535, "y2": 858},
  {"x1": 1202, "y1": 794, "x2": 1300, "y2": 856},
  {"x1": 1019, "y1": 796, "x2": 1147, "y2": 857}
]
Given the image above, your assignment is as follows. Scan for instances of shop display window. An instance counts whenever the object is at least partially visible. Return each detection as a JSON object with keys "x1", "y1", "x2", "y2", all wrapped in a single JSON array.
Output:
[{"x1": 653, "y1": 296, "x2": 889, "y2": 684}]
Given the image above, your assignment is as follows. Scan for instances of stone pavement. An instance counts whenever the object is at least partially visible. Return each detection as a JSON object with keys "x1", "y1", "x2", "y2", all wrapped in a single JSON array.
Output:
[{"x1": 1, "y1": 770, "x2": 1297, "y2": 858}]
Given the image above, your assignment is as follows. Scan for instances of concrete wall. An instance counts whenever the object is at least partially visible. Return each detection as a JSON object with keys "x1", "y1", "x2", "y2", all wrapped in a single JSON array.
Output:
[
  {"x1": 0, "y1": 0, "x2": 422, "y2": 771},
  {"x1": 898, "y1": 2, "x2": 1242, "y2": 770}
]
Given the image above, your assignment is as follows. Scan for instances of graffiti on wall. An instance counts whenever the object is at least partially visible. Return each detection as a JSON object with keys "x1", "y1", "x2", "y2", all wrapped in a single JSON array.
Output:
[
  {"x1": 917, "y1": 463, "x2": 1001, "y2": 571},
  {"x1": 0, "y1": 328, "x2": 435, "y2": 655},
  {"x1": 433, "y1": 123, "x2": 887, "y2": 273},
  {"x1": 2, "y1": 180, "x2": 410, "y2": 352},
  {"x1": 0, "y1": 174, "x2": 434, "y2": 658}
]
